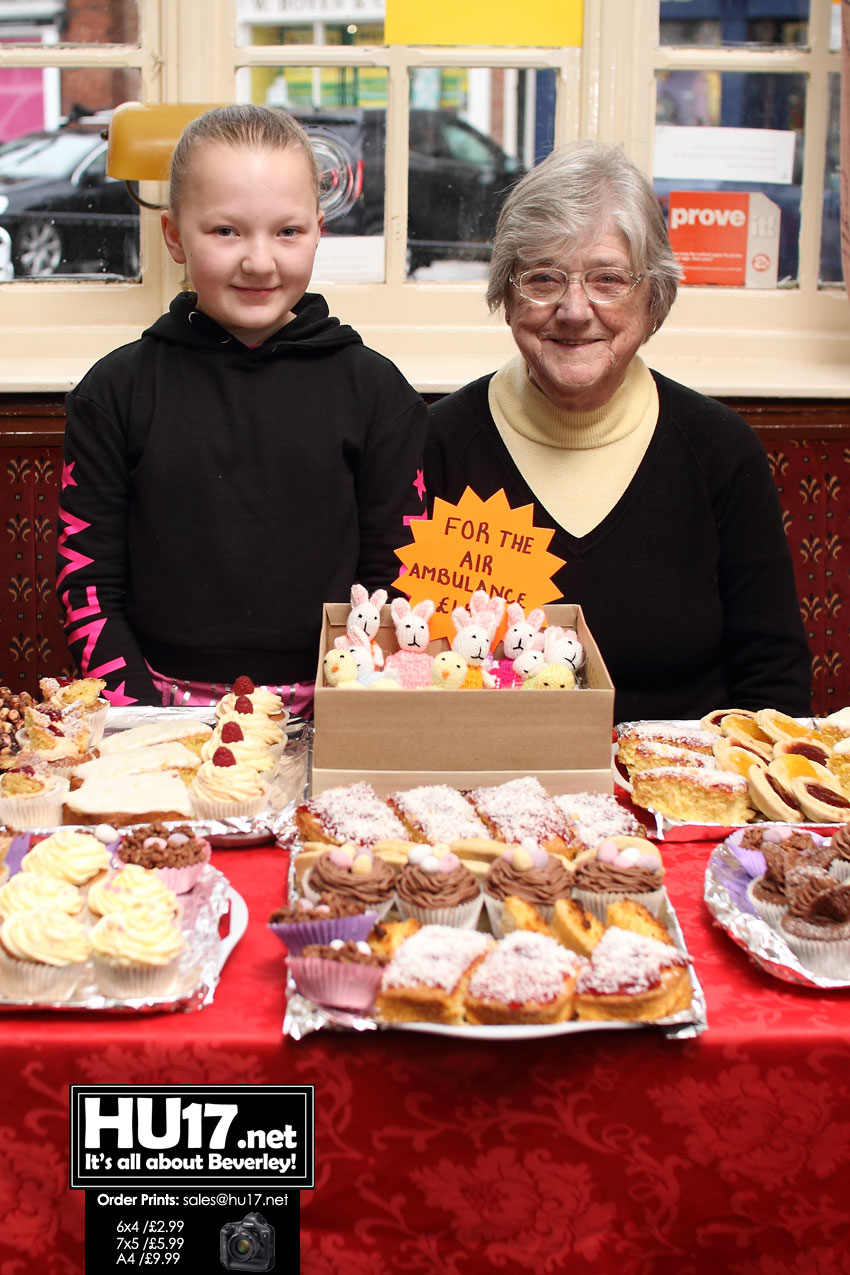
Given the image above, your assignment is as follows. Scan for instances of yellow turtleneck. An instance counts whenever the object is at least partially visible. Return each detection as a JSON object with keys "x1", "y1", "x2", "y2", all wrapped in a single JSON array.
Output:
[{"x1": 488, "y1": 353, "x2": 659, "y2": 537}]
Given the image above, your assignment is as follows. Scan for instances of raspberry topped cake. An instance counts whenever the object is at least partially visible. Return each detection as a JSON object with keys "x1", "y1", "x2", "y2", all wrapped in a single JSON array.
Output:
[{"x1": 215, "y1": 676, "x2": 286, "y2": 723}]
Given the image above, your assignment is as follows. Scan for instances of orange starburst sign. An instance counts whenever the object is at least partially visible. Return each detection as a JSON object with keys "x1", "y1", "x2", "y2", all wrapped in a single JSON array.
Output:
[{"x1": 393, "y1": 488, "x2": 566, "y2": 645}]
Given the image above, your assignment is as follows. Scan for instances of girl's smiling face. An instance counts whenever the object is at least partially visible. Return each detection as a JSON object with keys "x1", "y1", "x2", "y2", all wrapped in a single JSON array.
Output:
[{"x1": 161, "y1": 142, "x2": 323, "y2": 346}]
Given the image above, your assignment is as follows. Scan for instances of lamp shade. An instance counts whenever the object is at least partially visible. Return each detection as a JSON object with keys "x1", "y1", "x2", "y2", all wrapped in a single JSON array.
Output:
[{"x1": 106, "y1": 102, "x2": 220, "y2": 181}]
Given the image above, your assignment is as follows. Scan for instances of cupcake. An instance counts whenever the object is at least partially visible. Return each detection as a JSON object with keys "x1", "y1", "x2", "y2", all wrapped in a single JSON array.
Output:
[
  {"x1": 728, "y1": 824, "x2": 829, "y2": 879},
  {"x1": 302, "y1": 844, "x2": 396, "y2": 919},
  {"x1": 828, "y1": 824, "x2": 850, "y2": 882},
  {"x1": 0, "y1": 907, "x2": 90, "y2": 1000},
  {"x1": 268, "y1": 893, "x2": 378, "y2": 955},
  {"x1": 87, "y1": 864, "x2": 179, "y2": 921},
  {"x1": 394, "y1": 844, "x2": 483, "y2": 929},
  {"x1": 90, "y1": 904, "x2": 186, "y2": 997},
  {"x1": 570, "y1": 836, "x2": 665, "y2": 922},
  {"x1": 38, "y1": 676, "x2": 109, "y2": 746},
  {"x1": 200, "y1": 721, "x2": 277, "y2": 772},
  {"x1": 0, "y1": 871, "x2": 84, "y2": 921},
  {"x1": 286, "y1": 938, "x2": 387, "y2": 1011},
  {"x1": 20, "y1": 828, "x2": 111, "y2": 889},
  {"x1": 483, "y1": 840, "x2": 573, "y2": 937},
  {"x1": 746, "y1": 832, "x2": 833, "y2": 927},
  {"x1": 189, "y1": 748, "x2": 269, "y2": 819},
  {"x1": 114, "y1": 823, "x2": 211, "y2": 894},
  {"x1": 0, "y1": 765, "x2": 70, "y2": 828},
  {"x1": 214, "y1": 711, "x2": 284, "y2": 749},
  {"x1": 778, "y1": 863, "x2": 850, "y2": 977},
  {"x1": 17, "y1": 704, "x2": 96, "y2": 771},
  {"x1": 216, "y1": 677, "x2": 287, "y2": 722}
]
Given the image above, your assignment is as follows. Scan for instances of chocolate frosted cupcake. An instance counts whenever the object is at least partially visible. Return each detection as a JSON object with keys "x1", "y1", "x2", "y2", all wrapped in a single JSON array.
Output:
[
  {"x1": 779, "y1": 863, "x2": 850, "y2": 977},
  {"x1": 395, "y1": 844, "x2": 483, "y2": 929},
  {"x1": 828, "y1": 824, "x2": 850, "y2": 882},
  {"x1": 483, "y1": 841, "x2": 572, "y2": 936},
  {"x1": 747, "y1": 832, "x2": 834, "y2": 927},
  {"x1": 570, "y1": 836, "x2": 665, "y2": 922},
  {"x1": 286, "y1": 938, "x2": 387, "y2": 1011},
  {"x1": 302, "y1": 845, "x2": 395, "y2": 918},
  {"x1": 268, "y1": 894, "x2": 378, "y2": 955}
]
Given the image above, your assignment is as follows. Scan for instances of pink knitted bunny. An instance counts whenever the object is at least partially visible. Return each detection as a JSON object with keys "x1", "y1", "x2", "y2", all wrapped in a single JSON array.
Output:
[
  {"x1": 493, "y1": 602, "x2": 546, "y2": 689},
  {"x1": 384, "y1": 598, "x2": 435, "y2": 688}
]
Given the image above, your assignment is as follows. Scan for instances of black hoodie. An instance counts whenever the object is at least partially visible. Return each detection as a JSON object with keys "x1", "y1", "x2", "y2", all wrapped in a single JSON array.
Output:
[{"x1": 58, "y1": 291, "x2": 427, "y2": 703}]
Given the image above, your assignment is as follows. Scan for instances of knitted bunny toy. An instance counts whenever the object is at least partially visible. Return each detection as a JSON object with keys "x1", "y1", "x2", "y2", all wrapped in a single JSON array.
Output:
[
  {"x1": 494, "y1": 603, "x2": 546, "y2": 689},
  {"x1": 450, "y1": 605, "x2": 496, "y2": 689},
  {"x1": 545, "y1": 626, "x2": 585, "y2": 675},
  {"x1": 334, "y1": 630, "x2": 401, "y2": 688},
  {"x1": 384, "y1": 598, "x2": 435, "y2": 688},
  {"x1": 346, "y1": 583, "x2": 387, "y2": 669}
]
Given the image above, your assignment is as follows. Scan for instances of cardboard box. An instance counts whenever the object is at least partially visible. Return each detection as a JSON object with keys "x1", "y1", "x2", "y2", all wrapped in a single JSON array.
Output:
[{"x1": 312, "y1": 603, "x2": 615, "y2": 797}]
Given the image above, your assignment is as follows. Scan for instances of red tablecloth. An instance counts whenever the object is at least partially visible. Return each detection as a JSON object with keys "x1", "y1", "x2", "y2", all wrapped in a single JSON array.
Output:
[{"x1": 3, "y1": 839, "x2": 850, "y2": 1275}]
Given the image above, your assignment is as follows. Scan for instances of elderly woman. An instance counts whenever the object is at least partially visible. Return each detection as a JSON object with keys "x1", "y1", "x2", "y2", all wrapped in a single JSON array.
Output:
[{"x1": 425, "y1": 142, "x2": 811, "y2": 721}]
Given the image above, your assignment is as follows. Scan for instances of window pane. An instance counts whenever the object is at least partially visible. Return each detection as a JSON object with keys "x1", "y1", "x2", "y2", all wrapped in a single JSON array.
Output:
[
  {"x1": 659, "y1": 0, "x2": 808, "y2": 49},
  {"x1": 406, "y1": 67, "x2": 543, "y2": 282},
  {"x1": 653, "y1": 70, "x2": 806, "y2": 284},
  {"x1": 235, "y1": 4, "x2": 385, "y2": 48},
  {"x1": 821, "y1": 71, "x2": 841, "y2": 284},
  {"x1": 0, "y1": 68, "x2": 141, "y2": 280}
]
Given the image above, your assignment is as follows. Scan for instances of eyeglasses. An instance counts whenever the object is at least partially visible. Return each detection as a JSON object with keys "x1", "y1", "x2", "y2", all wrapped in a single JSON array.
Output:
[{"x1": 510, "y1": 266, "x2": 644, "y2": 306}]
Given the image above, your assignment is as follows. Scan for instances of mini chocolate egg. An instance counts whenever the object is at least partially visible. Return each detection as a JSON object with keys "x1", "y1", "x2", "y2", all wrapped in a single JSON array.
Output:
[
  {"x1": 512, "y1": 846, "x2": 534, "y2": 871},
  {"x1": 596, "y1": 839, "x2": 620, "y2": 863},
  {"x1": 407, "y1": 844, "x2": 431, "y2": 866},
  {"x1": 328, "y1": 846, "x2": 354, "y2": 869},
  {"x1": 351, "y1": 852, "x2": 374, "y2": 876},
  {"x1": 420, "y1": 854, "x2": 443, "y2": 873},
  {"x1": 615, "y1": 847, "x2": 641, "y2": 868},
  {"x1": 438, "y1": 852, "x2": 461, "y2": 873}
]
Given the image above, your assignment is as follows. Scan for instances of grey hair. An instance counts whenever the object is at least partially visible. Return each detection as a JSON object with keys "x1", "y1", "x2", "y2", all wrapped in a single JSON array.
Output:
[
  {"x1": 167, "y1": 104, "x2": 320, "y2": 214},
  {"x1": 487, "y1": 141, "x2": 680, "y2": 335}
]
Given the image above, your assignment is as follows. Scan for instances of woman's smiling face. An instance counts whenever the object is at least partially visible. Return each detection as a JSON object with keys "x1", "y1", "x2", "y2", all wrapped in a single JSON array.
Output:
[{"x1": 505, "y1": 227, "x2": 653, "y2": 412}]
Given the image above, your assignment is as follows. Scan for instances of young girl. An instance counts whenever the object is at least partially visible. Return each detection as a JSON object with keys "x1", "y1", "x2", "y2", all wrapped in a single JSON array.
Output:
[{"x1": 56, "y1": 105, "x2": 426, "y2": 712}]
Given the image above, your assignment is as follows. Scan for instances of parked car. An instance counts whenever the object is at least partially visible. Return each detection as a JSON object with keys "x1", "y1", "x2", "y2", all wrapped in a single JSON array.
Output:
[
  {"x1": 0, "y1": 117, "x2": 138, "y2": 278},
  {"x1": 0, "y1": 107, "x2": 521, "y2": 279},
  {"x1": 293, "y1": 107, "x2": 524, "y2": 270}
]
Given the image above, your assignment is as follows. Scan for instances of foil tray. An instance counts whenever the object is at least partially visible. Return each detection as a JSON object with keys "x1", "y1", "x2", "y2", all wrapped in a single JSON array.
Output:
[
  {"x1": 704, "y1": 838, "x2": 850, "y2": 990},
  {"x1": 279, "y1": 816, "x2": 708, "y2": 1042},
  {"x1": 614, "y1": 717, "x2": 830, "y2": 842}
]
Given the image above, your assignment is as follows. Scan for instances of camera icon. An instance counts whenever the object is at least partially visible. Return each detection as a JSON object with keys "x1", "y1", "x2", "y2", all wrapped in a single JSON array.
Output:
[{"x1": 219, "y1": 1212, "x2": 275, "y2": 1271}]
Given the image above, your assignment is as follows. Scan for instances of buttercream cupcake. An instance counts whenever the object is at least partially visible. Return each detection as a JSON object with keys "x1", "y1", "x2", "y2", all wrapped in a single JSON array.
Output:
[
  {"x1": 395, "y1": 844, "x2": 483, "y2": 929},
  {"x1": 0, "y1": 871, "x2": 84, "y2": 921},
  {"x1": 778, "y1": 863, "x2": 850, "y2": 976},
  {"x1": 214, "y1": 711, "x2": 284, "y2": 750},
  {"x1": 200, "y1": 721, "x2": 277, "y2": 773},
  {"x1": 569, "y1": 836, "x2": 665, "y2": 922},
  {"x1": 90, "y1": 904, "x2": 185, "y2": 997},
  {"x1": 189, "y1": 748, "x2": 269, "y2": 819},
  {"x1": 268, "y1": 894, "x2": 378, "y2": 955},
  {"x1": 20, "y1": 828, "x2": 111, "y2": 889},
  {"x1": 302, "y1": 844, "x2": 396, "y2": 919},
  {"x1": 87, "y1": 864, "x2": 179, "y2": 922},
  {"x1": 115, "y1": 823, "x2": 211, "y2": 894},
  {"x1": 0, "y1": 765, "x2": 70, "y2": 828},
  {"x1": 0, "y1": 907, "x2": 90, "y2": 1000},
  {"x1": 483, "y1": 840, "x2": 573, "y2": 937},
  {"x1": 216, "y1": 677, "x2": 287, "y2": 722},
  {"x1": 286, "y1": 938, "x2": 387, "y2": 1011}
]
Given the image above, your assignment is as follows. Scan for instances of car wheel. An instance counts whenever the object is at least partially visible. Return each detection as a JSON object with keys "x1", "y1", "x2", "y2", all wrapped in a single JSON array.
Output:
[{"x1": 14, "y1": 219, "x2": 64, "y2": 276}]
